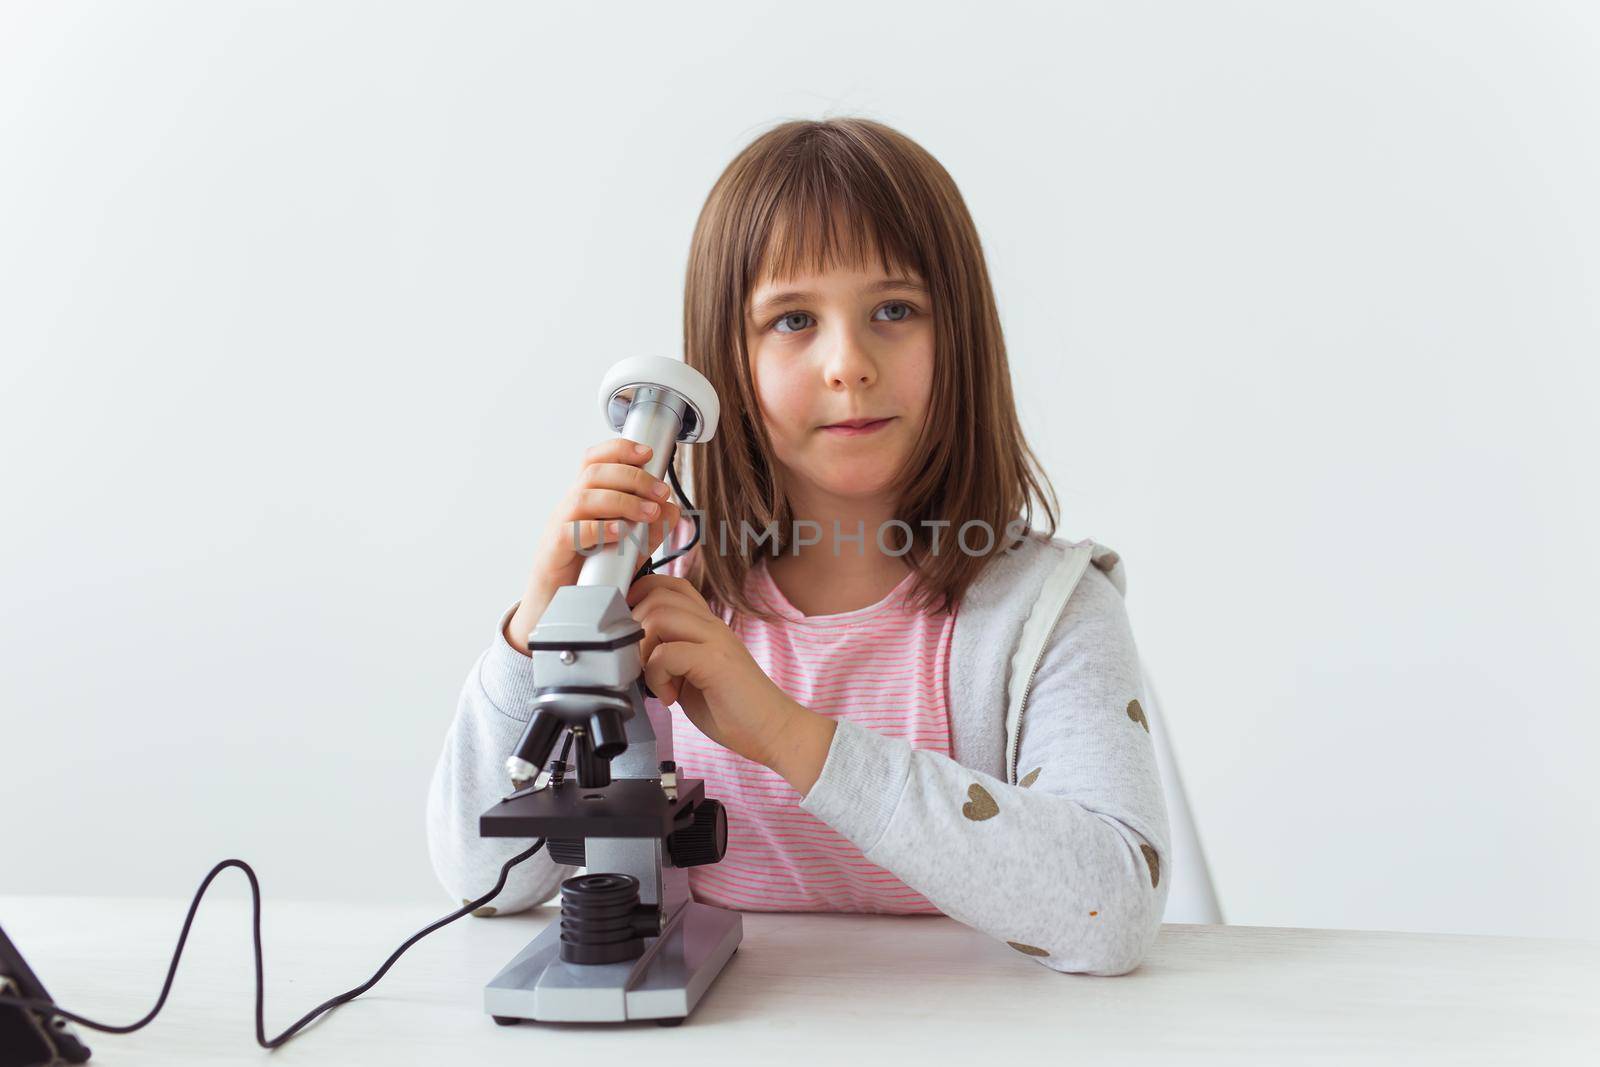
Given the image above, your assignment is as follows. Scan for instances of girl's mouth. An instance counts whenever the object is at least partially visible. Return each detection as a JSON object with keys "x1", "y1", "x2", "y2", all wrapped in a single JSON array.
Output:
[{"x1": 820, "y1": 417, "x2": 894, "y2": 437}]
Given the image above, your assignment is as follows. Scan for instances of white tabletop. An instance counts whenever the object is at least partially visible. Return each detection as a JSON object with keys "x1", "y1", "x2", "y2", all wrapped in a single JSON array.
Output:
[{"x1": 1, "y1": 894, "x2": 1595, "y2": 1065}]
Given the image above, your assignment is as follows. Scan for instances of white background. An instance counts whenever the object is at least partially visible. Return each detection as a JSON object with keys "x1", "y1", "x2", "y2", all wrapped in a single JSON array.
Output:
[{"x1": 2, "y1": 1, "x2": 1596, "y2": 940}]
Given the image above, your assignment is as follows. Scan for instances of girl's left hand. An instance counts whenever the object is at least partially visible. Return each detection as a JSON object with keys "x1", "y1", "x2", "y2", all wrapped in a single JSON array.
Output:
[{"x1": 626, "y1": 573, "x2": 801, "y2": 768}]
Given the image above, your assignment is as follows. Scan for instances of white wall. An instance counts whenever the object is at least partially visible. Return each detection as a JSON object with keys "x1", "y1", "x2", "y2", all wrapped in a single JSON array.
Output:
[{"x1": 2, "y1": 0, "x2": 1595, "y2": 940}]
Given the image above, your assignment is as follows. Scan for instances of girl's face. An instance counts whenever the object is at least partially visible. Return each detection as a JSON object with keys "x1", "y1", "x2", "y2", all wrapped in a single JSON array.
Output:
[{"x1": 744, "y1": 261, "x2": 934, "y2": 511}]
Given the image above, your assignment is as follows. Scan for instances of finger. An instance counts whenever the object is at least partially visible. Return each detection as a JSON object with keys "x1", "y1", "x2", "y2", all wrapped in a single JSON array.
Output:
[
  {"x1": 629, "y1": 509, "x2": 681, "y2": 559},
  {"x1": 634, "y1": 602, "x2": 718, "y2": 670},
  {"x1": 575, "y1": 460, "x2": 672, "y2": 508},
  {"x1": 642, "y1": 500, "x2": 684, "y2": 555},
  {"x1": 565, "y1": 485, "x2": 664, "y2": 527},
  {"x1": 559, "y1": 510, "x2": 675, "y2": 565},
  {"x1": 642, "y1": 604, "x2": 720, "y2": 648},
  {"x1": 549, "y1": 516, "x2": 626, "y2": 556},
  {"x1": 581, "y1": 437, "x2": 653, "y2": 470},
  {"x1": 633, "y1": 598, "x2": 710, "y2": 662},
  {"x1": 632, "y1": 592, "x2": 712, "y2": 646},
  {"x1": 628, "y1": 573, "x2": 710, "y2": 612},
  {"x1": 644, "y1": 640, "x2": 701, "y2": 706}
]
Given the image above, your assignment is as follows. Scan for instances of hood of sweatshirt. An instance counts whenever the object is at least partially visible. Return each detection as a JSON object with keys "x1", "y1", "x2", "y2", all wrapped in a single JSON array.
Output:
[{"x1": 946, "y1": 530, "x2": 1127, "y2": 780}]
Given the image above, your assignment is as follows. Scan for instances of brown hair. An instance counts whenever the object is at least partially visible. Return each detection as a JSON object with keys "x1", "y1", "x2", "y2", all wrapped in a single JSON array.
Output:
[{"x1": 673, "y1": 116, "x2": 1059, "y2": 623}]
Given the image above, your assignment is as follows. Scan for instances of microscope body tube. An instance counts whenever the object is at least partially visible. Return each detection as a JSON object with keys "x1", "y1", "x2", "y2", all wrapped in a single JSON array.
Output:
[{"x1": 578, "y1": 385, "x2": 691, "y2": 594}]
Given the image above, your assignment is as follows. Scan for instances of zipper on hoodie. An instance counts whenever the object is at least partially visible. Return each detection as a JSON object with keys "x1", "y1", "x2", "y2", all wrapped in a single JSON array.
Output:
[{"x1": 1008, "y1": 588, "x2": 1075, "y2": 785}]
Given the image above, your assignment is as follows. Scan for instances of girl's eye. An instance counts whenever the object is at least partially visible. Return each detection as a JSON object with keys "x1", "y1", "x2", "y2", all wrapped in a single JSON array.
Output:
[
  {"x1": 773, "y1": 311, "x2": 813, "y2": 335},
  {"x1": 769, "y1": 302, "x2": 918, "y2": 335}
]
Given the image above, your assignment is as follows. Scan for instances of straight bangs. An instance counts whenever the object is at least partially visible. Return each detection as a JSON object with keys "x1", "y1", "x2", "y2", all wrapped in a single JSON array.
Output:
[{"x1": 748, "y1": 170, "x2": 923, "y2": 295}]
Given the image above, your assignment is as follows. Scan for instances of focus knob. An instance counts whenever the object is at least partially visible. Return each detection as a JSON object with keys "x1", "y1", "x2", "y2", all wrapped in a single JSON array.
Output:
[
  {"x1": 667, "y1": 799, "x2": 727, "y2": 868},
  {"x1": 547, "y1": 838, "x2": 586, "y2": 866}
]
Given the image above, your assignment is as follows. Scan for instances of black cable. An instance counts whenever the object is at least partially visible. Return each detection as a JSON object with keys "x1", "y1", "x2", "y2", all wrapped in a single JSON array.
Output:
[
  {"x1": 0, "y1": 837, "x2": 549, "y2": 1050},
  {"x1": 633, "y1": 452, "x2": 700, "y2": 582}
]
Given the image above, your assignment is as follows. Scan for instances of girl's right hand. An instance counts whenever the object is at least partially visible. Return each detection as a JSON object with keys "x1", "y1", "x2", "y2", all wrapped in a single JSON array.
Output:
[{"x1": 504, "y1": 436, "x2": 683, "y2": 656}]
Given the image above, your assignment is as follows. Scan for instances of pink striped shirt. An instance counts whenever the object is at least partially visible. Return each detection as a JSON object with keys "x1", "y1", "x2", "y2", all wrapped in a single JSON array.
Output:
[{"x1": 649, "y1": 548, "x2": 957, "y2": 913}]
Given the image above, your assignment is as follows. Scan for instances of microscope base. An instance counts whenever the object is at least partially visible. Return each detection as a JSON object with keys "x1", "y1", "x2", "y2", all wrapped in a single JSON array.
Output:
[{"x1": 484, "y1": 899, "x2": 742, "y2": 1024}]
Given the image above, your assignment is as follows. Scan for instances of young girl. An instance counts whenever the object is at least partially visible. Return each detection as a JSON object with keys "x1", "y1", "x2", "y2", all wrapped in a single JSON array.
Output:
[{"x1": 427, "y1": 117, "x2": 1170, "y2": 976}]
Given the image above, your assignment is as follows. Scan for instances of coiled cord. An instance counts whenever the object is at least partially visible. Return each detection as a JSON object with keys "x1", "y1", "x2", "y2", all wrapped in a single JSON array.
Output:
[{"x1": 0, "y1": 838, "x2": 549, "y2": 1051}]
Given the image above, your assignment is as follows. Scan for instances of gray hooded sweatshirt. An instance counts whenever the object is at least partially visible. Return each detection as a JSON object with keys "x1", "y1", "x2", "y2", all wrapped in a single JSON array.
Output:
[{"x1": 425, "y1": 531, "x2": 1171, "y2": 976}]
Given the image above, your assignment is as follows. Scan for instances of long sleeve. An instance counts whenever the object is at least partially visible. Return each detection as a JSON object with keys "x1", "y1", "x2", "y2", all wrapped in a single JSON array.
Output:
[
  {"x1": 424, "y1": 601, "x2": 582, "y2": 915},
  {"x1": 797, "y1": 563, "x2": 1171, "y2": 975}
]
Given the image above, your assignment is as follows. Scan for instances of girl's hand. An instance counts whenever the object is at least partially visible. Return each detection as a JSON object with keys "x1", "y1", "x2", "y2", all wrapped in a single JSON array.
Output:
[
  {"x1": 506, "y1": 436, "x2": 683, "y2": 654},
  {"x1": 626, "y1": 573, "x2": 802, "y2": 768}
]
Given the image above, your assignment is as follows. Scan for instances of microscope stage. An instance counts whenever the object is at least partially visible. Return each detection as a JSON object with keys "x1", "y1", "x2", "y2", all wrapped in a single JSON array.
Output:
[{"x1": 480, "y1": 777, "x2": 706, "y2": 839}]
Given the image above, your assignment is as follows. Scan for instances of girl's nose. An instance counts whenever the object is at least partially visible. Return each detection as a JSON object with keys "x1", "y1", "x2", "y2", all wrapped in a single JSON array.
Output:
[{"x1": 823, "y1": 332, "x2": 877, "y2": 388}]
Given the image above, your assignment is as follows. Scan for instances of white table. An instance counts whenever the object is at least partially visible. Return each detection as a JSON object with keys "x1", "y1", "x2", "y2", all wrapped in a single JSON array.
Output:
[{"x1": 1, "y1": 894, "x2": 1595, "y2": 1064}]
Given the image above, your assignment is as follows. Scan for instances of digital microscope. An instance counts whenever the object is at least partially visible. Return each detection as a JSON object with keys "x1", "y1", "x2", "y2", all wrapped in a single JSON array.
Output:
[{"x1": 476, "y1": 356, "x2": 742, "y2": 1027}]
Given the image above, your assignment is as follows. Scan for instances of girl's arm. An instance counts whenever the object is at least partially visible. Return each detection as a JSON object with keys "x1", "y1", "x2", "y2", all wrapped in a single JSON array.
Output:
[
  {"x1": 795, "y1": 563, "x2": 1171, "y2": 975},
  {"x1": 424, "y1": 603, "x2": 582, "y2": 914}
]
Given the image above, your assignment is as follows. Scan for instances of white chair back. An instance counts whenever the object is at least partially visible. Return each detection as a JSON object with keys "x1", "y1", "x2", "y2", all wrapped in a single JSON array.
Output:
[{"x1": 1140, "y1": 661, "x2": 1224, "y2": 924}]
